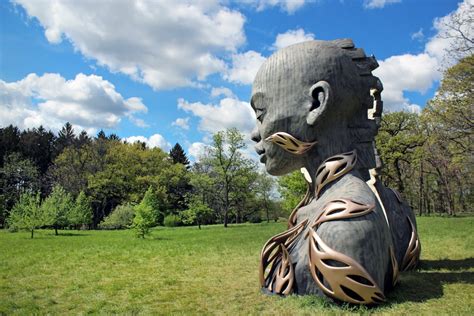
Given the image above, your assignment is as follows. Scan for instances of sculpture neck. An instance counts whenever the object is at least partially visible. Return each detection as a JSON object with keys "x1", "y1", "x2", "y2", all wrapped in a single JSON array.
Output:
[{"x1": 304, "y1": 150, "x2": 358, "y2": 199}]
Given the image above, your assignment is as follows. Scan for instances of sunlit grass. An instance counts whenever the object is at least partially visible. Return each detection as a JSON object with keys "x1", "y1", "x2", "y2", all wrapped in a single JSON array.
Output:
[{"x1": 1, "y1": 217, "x2": 473, "y2": 315}]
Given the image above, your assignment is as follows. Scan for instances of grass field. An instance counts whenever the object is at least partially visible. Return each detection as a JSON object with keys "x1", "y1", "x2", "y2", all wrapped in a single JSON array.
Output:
[{"x1": 1, "y1": 216, "x2": 473, "y2": 315}]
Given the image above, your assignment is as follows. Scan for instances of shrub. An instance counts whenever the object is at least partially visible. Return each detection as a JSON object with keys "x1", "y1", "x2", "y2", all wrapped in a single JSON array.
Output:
[
  {"x1": 132, "y1": 187, "x2": 158, "y2": 238},
  {"x1": 100, "y1": 203, "x2": 135, "y2": 229},
  {"x1": 164, "y1": 214, "x2": 181, "y2": 227}
]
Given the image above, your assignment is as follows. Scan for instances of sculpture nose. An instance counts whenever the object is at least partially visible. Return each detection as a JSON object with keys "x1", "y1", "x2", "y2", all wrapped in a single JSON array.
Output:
[{"x1": 251, "y1": 127, "x2": 261, "y2": 143}]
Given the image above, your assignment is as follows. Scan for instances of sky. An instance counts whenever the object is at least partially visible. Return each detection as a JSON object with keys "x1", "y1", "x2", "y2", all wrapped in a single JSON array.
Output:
[{"x1": 0, "y1": 0, "x2": 471, "y2": 161}]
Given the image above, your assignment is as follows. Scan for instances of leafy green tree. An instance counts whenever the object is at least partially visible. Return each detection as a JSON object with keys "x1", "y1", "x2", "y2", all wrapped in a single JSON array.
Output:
[
  {"x1": 132, "y1": 187, "x2": 158, "y2": 238},
  {"x1": 70, "y1": 191, "x2": 93, "y2": 229},
  {"x1": 255, "y1": 172, "x2": 276, "y2": 223},
  {"x1": 206, "y1": 128, "x2": 248, "y2": 227},
  {"x1": 7, "y1": 192, "x2": 44, "y2": 238},
  {"x1": 99, "y1": 203, "x2": 135, "y2": 229},
  {"x1": 277, "y1": 171, "x2": 306, "y2": 214},
  {"x1": 42, "y1": 185, "x2": 74, "y2": 235},
  {"x1": 181, "y1": 198, "x2": 213, "y2": 229}
]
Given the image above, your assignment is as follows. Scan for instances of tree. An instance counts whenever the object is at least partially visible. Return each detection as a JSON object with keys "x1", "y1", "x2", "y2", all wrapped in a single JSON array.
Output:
[
  {"x1": 56, "y1": 122, "x2": 76, "y2": 153},
  {"x1": 181, "y1": 198, "x2": 213, "y2": 229},
  {"x1": 42, "y1": 185, "x2": 74, "y2": 235},
  {"x1": 169, "y1": 143, "x2": 190, "y2": 167},
  {"x1": 207, "y1": 128, "x2": 248, "y2": 227},
  {"x1": 132, "y1": 187, "x2": 158, "y2": 238},
  {"x1": 0, "y1": 153, "x2": 40, "y2": 227},
  {"x1": 70, "y1": 191, "x2": 93, "y2": 229},
  {"x1": 7, "y1": 192, "x2": 44, "y2": 238},
  {"x1": 255, "y1": 172, "x2": 276, "y2": 223},
  {"x1": 99, "y1": 203, "x2": 135, "y2": 229},
  {"x1": 278, "y1": 171, "x2": 306, "y2": 214}
]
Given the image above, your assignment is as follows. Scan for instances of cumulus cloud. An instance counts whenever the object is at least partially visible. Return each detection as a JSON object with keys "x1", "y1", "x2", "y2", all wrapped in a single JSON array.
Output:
[
  {"x1": 272, "y1": 28, "x2": 315, "y2": 50},
  {"x1": 13, "y1": 0, "x2": 245, "y2": 90},
  {"x1": 224, "y1": 51, "x2": 266, "y2": 85},
  {"x1": 172, "y1": 117, "x2": 190, "y2": 130},
  {"x1": 374, "y1": 53, "x2": 440, "y2": 112},
  {"x1": 0, "y1": 73, "x2": 147, "y2": 132},
  {"x1": 363, "y1": 0, "x2": 401, "y2": 9},
  {"x1": 177, "y1": 97, "x2": 256, "y2": 136},
  {"x1": 124, "y1": 134, "x2": 171, "y2": 151}
]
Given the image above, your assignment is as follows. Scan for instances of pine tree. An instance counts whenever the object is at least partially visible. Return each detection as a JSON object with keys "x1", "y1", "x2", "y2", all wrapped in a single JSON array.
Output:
[
  {"x1": 169, "y1": 143, "x2": 190, "y2": 168},
  {"x1": 70, "y1": 191, "x2": 93, "y2": 229},
  {"x1": 42, "y1": 185, "x2": 74, "y2": 235},
  {"x1": 57, "y1": 122, "x2": 76, "y2": 153}
]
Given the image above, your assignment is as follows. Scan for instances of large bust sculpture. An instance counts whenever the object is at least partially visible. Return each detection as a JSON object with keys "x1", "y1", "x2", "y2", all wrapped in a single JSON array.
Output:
[{"x1": 251, "y1": 39, "x2": 420, "y2": 305}]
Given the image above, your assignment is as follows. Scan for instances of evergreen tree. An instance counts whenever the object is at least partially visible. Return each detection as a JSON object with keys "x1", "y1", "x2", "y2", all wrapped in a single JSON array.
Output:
[
  {"x1": 169, "y1": 143, "x2": 190, "y2": 167},
  {"x1": 57, "y1": 122, "x2": 76, "y2": 153}
]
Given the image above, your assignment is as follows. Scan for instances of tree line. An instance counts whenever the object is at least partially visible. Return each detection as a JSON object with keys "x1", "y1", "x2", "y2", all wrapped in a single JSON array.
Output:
[{"x1": 1, "y1": 124, "x2": 281, "y2": 237}]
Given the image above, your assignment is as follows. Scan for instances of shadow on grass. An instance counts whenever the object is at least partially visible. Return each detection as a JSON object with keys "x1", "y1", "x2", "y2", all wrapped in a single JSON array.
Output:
[
  {"x1": 420, "y1": 258, "x2": 474, "y2": 271},
  {"x1": 386, "y1": 258, "x2": 474, "y2": 304},
  {"x1": 55, "y1": 232, "x2": 90, "y2": 237}
]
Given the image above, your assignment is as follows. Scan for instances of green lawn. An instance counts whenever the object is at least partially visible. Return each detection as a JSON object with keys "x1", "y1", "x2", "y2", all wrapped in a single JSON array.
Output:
[{"x1": 1, "y1": 217, "x2": 473, "y2": 315}]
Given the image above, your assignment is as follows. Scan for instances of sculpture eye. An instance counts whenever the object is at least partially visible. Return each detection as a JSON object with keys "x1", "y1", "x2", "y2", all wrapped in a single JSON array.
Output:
[{"x1": 255, "y1": 108, "x2": 266, "y2": 122}]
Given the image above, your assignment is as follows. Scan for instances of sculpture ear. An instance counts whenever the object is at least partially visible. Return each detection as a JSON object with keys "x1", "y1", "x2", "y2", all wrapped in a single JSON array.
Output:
[{"x1": 307, "y1": 81, "x2": 331, "y2": 125}]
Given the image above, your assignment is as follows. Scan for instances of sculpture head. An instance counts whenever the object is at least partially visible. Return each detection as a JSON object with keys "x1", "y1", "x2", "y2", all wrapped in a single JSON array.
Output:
[{"x1": 251, "y1": 39, "x2": 383, "y2": 177}]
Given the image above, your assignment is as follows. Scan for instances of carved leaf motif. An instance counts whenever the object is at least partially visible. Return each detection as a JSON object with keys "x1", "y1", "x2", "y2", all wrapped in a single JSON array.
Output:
[
  {"x1": 312, "y1": 199, "x2": 375, "y2": 229},
  {"x1": 315, "y1": 151, "x2": 357, "y2": 197},
  {"x1": 265, "y1": 132, "x2": 316, "y2": 155},
  {"x1": 390, "y1": 246, "x2": 399, "y2": 286},
  {"x1": 308, "y1": 229, "x2": 386, "y2": 305},
  {"x1": 401, "y1": 216, "x2": 421, "y2": 271},
  {"x1": 259, "y1": 219, "x2": 308, "y2": 294},
  {"x1": 288, "y1": 185, "x2": 311, "y2": 229},
  {"x1": 271, "y1": 245, "x2": 294, "y2": 295}
]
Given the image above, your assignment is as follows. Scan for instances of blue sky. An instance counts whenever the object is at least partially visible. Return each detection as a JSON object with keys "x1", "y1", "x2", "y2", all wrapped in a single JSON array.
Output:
[{"x1": 0, "y1": 0, "x2": 470, "y2": 159}]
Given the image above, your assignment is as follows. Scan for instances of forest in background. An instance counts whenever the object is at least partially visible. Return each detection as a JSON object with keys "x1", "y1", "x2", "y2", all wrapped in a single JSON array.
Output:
[{"x1": 1, "y1": 54, "x2": 472, "y2": 235}]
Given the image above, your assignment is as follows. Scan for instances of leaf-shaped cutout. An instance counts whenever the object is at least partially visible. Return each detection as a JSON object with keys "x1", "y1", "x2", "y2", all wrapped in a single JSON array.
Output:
[
  {"x1": 401, "y1": 216, "x2": 421, "y2": 271},
  {"x1": 315, "y1": 151, "x2": 357, "y2": 197},
  {"x1": 389, "y1": 246, "x2": 399, "y2": 286},
  {"x1": 259, "y1": 219, "x2": 308, "y2": 290},
  {"x1": 312, "y1": 199, "x2": 375, "y2": 229},
  {"x1": 272, "y1": 245, "x2": 294, "y2": 295},
  {"x1": 308, "y1": 229, "x2": 385, "y2": 305},
  {"x1": 265, "y1": 132, "x2": 317, "y2": 155},
  {"x1": 288, "y1": 185, "x2": 311, "y2": 228}
]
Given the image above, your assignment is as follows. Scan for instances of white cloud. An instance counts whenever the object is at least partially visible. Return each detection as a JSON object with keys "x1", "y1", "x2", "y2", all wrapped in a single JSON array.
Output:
[
  {"x1": 241, "y1": 0, "x2": 307, "y2": 14},
  {"x1": 13, "y1": 0, "x2": 245, "y2": 90},
  {"x1": 363, "y1": 0, "x2": 401, "y2": 9},
  {"x1": 272, "y1": 28, "x2": 315, "y2": 50},
  {"x1": 124, "y1": 134, "x2": 171, "y2": 151},
  {"x1": 188, "y1": 142, "x2": 209, "y2": 161},
  {"x1": 224, "y1": 51, "x2": 266, "y2": 85},
  {"x1": 210, "y1": 86, "x2": 236, "y2": 99},
  {"x1": 425, "y1": 0, "x2": 473, "y2": 66},
  {"x1": 411, "y1": 28, "x2": 424, "y2": 41},
  {"x1": 374, "y1": 53, "x2": 440, "y2": 112},
  {"x1": 0, "y1": 73, "x2": 147, "y2": 132},
  {"x1": 172, "y1": 117, "x2": 190, "y2": 130},
  {"x1": 178, "y1": 97, "x2": 256, "y2": 136}
]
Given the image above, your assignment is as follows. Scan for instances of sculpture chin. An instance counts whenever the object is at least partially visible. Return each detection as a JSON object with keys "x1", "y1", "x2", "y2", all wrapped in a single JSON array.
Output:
[{"x1": 264, "y1": 158, "x2": 298, "y2": 176}]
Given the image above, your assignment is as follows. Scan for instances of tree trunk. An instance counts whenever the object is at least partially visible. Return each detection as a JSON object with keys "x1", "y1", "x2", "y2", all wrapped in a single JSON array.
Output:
[
  {"x1": 224, "y1": 183, "x2": 229, "y2": 228},
  {"x1": 31, "y1": 229, "x2": 34, "y2": 239},
  {"x1": 418, "y1": 161, "x2": 424, "y2": 215},
  {"x1": 55, "y1": 226, "x2": 58, "y2": 236}
]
